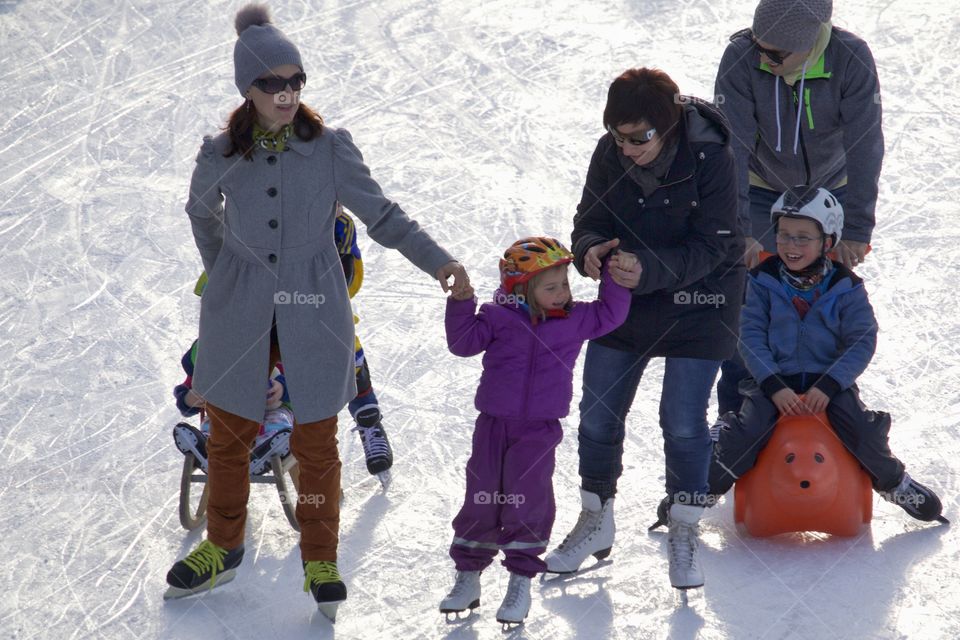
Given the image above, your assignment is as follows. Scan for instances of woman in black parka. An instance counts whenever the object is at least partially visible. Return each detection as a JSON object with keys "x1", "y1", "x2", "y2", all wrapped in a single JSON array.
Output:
[{"x1": 544, "y1": 68, "x2": 744, "y2": 591}]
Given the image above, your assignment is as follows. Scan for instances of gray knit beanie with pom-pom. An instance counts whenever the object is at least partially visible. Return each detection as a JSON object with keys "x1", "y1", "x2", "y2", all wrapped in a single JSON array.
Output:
[
  {"x1": 752, "y1": 0, "x2": 833, "y2": 52},
  {"x1": 233, "y1": 4, "x2": 303, "y2": 96}
]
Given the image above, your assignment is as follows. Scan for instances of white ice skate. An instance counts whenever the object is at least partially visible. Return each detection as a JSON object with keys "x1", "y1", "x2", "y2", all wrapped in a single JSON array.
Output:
[
  {"x1": 495, "y1": 573, "x2": 531, "y2": 629},
  {"x1": 667, "y1": 503, "x2": 704, "y2": 594},
  {"x1": 439, "y1": 570, "x2": 481, "y2": 620},
  {"x1": 544, "y1": 489, "x2": 614, "y2": 574}
]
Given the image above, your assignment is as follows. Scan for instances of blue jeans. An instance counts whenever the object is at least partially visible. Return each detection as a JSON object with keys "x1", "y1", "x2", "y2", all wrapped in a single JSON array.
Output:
[
  {"x1": 717, "y1": 184, "x2": 849, "y2": 414},
  {"x1": 577, "y1": 341, "x2": 721, "y2": 502}
]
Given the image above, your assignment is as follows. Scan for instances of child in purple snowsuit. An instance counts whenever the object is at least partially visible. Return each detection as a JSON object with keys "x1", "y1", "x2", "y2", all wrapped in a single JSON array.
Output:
[{"x1": 439, "y1": 236, "x2": 630, "y2": 626}]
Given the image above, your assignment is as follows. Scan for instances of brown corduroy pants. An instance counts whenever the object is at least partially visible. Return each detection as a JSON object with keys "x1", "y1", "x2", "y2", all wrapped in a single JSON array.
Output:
[{"x1": 205, "y1": 331, "x2": 341, "y2": 561}]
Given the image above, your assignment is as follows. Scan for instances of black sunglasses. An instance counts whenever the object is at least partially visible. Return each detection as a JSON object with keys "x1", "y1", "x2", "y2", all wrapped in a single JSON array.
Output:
[
  {"x1": 750, "y1": 36, "x2": 790, "y2": 66},
  {"x1": 252, "y1": 72, "x2": 307, "y2": 94}
]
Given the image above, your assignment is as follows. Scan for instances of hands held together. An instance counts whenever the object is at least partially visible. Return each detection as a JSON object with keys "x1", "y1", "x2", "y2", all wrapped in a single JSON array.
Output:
[
  {"x1": 771, "y1": 388, "x2": 830, "y2": 416},
  {"x1": 440, "y1": 236, "x2": 641, "y2": 304},
  {"x1": 585, "y1": 238, "x2": 641, "y2": 289},
  {"x1": 437, "y1": 261, "x2": 474, "y2": 300}
]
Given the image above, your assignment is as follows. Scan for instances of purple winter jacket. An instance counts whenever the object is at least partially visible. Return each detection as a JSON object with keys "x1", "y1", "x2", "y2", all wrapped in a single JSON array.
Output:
[{"x1": 445, "y1": 268, "x2": 630, "y2": 421}]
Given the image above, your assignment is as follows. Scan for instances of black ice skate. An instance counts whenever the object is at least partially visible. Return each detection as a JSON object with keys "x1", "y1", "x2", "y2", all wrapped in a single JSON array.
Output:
[
  {"x1": 648, "y1": 496, "x2": 670, "y2": 531},
  {"x1": 164, "y1": 540, "x2": 244, "y2": 600},
  {"x1": 248, "y1": 428, "x2": 292, "y2": 476},
  {"x1": 173, "y1": 422, "x2": 208, "y2": 472},
  {"x1": 303, "y1": 560, "x2": 347, "y2": 622},
  {"x1": 882, "y1": 473, "x2": 949, "y2": 524},
  {"x1": 351, "y1": 404, "x2": 393, "y2": 488}
]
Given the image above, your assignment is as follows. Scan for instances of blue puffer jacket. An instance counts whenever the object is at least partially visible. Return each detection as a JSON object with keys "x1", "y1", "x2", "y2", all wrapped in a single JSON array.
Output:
[{"x1": 739, "y1": 256, "x2": 877, "y2": 398}]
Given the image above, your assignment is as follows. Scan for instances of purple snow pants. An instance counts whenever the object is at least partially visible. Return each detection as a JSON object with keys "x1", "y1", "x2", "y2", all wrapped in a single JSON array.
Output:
[{"x1": 449, "y1": 413, "x2": 563, "y2": 578}]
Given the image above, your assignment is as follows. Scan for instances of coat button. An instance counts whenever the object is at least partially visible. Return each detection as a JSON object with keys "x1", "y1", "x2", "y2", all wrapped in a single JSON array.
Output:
[
  {"x1": 638, "y1": 197, "x2": 644, "y2": 204},
  {"x1": 267, "y1": 187, "x2": 278, "y2": 197},
  {"x1": 268, "y1": 219, "x2": 278, "y2": 229},
  {"x1": 691, "y1": 200, "x2": 698, "y2": 207},
  {"x1": 663, "y1": 198, "x2": 670, "y2": 204},
  {"x1": 267, "y1": 155, "x2": 277, "y2": 165},
  {"x1": 268, "y1": 253, "x2": 277, "y2": 263}
]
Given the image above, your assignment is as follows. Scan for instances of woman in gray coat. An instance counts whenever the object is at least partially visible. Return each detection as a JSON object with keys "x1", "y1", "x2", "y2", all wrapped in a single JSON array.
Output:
[{"x1": 164, "y1": 4, "x2": 469, "y2": 618}]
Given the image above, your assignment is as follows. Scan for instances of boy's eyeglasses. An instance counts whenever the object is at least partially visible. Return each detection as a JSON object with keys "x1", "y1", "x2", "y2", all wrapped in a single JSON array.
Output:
[
  {"x1": 252, "y1": 72, "x2": 307, "y2": 94},
  {"x1": 751, "y1": 36, "x2": 790, "y2": 66},
  {"x1": 607, "y1": 124, "x2": 657, "y2": 147},
  {"x1": 776, "y1": 233, "x2": 822, "y2": 247}
]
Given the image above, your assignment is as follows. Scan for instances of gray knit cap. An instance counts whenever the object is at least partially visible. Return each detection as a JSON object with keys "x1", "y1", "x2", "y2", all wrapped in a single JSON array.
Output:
[
  {"x1": 233, "y1": 4, "x2": 303, "y2": 96},
  {"x1": 752, "y1": 0, "x2": 833, "y2": 52}
]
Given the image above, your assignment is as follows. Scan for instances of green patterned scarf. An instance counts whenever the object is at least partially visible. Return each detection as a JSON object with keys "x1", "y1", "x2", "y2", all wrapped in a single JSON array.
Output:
[{"x1": 253, "y1": 123, "x2": 293, "y2": 152}]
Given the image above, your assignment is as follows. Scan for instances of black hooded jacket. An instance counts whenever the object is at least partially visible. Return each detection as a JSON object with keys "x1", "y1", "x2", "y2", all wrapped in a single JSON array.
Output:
[{"x1": 572, "y1": 98, "x2": 745, "y2": 359}]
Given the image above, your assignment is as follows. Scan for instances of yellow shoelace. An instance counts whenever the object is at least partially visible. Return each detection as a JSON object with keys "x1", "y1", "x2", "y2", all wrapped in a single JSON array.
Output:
[
  {"x1": 182, "y1": 540, "x2": 227, "y2": 585},
  {"x1": 303, "y1": 560, "x2": 341, "y2": 592}
]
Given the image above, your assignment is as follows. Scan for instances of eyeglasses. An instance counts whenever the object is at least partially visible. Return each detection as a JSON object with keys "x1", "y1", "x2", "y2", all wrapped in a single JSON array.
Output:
[
  {"x1": 252, "y1": 72, "x2": 307, "y2": 94},
  {"x1": 607, "y1": 124, "x2": 657, "y2": 147},
  {"x1": 751, "y1": 37, "x2": 790, "y2": 66},
  {"x1": 776, "y1": 233, "x2": 823, "y2": 247}
]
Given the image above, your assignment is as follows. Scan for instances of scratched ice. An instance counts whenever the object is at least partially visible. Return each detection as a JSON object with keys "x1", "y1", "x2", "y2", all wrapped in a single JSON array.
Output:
[{"x1": 1, "y1": 1, "x2": 958, "y2": 638}]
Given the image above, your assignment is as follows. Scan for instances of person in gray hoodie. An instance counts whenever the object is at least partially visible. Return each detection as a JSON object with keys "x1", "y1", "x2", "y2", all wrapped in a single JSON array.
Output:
[{"x1": 714, "y1": 0, "x2": 884, "y2": 414}]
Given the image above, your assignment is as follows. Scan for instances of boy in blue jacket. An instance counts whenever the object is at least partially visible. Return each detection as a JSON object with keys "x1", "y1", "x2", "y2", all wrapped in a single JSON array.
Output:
[{"x1": 708, "y1": 187, "x2": 946, "y2": 523}]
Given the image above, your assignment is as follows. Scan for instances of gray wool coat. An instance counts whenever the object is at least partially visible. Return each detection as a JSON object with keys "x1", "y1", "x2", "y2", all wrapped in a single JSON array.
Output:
[{"x1": 185, "y1": 127, "x2": 453, "y2": 423}]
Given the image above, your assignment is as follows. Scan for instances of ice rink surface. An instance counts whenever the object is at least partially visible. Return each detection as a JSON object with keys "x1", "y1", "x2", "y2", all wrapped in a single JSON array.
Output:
[{"x1": 1, "y1": 0, "x2": 959, "y2": 638}]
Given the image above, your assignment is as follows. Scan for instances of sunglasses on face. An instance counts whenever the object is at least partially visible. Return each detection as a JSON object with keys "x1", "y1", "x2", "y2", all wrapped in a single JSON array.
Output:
[
  {"x1": 607, "y1": 124, "x2": 657, "y2": 147},
  {"x1": 252, "y1": 72, "x2": 307, "y2": 94},
  {"x1": 751, "y1": 37, "x2": 790, "y2": 66}
]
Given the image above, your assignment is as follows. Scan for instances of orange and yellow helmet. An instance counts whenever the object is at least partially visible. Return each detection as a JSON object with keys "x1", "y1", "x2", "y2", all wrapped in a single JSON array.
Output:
[{"x1": 499, "y1": 236, "x2": 574, "y2": 294}]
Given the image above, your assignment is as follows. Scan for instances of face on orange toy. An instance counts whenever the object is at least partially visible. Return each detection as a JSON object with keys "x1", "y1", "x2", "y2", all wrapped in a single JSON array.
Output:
[
  {"x1": 767, "y1": 433, "x2": 839, "y2": 503},
  {"x1": 734, "y1": 410, "x2": 873, "y2": 537}
]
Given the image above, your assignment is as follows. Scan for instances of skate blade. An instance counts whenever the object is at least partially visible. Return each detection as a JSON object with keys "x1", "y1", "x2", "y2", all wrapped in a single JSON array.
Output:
[
  {"x1": 673, "y1": 584, "x2": 703, "y2": 607},
  {"x1": 540, "y1": 559, "x2": 613, "y2": 584},
  {"x1": 376, "y1": 469, "x2": 392, "y2": 490},
  {"x1": 441, "y1": 600, "x2": 479, "y2": 622},
  {"x1": 497, "y1": 617, "x2": 526, "y2": 631},
  {"x1": 542, "y1": 548, "x2": 612, "y2": 577},
  {"x1": 163, "y1": 569, "x2": 237, "y2": 600},
  {"x1": 648, "y1": 517, "x2": 668, "y2": 531},
  {"x1": 440, "y1": 599, "x2": 480, "y2": 614},
  {"x1": 936, "y1": 515, "x2": 950, "y2": 524},
  {"x1": 317, "y1": 600, "x2": 343, "y2": 623}
]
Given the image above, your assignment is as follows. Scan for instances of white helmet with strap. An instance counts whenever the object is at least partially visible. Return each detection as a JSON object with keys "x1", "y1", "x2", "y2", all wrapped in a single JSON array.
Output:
[{"x1": 770, "y1": 186, "x2": 844, "y2": 243}]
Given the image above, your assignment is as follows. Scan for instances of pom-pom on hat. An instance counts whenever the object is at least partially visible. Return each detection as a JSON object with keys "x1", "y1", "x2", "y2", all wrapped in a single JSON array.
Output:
[
  {"x1": 752, "y1": 0, "x2": 833, "y2": 53},
  {"x1": 233, "y1": 3, "x2": 303, "y2": 97}
]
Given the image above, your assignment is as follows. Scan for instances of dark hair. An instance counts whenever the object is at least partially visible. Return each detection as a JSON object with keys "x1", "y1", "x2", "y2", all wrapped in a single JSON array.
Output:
[
  {"x1": 603, "y1": 68, "x2": 683, "y2": 146},
  {"x1": 223, "y1": 100, "x2": 325, "y2": 159}
]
